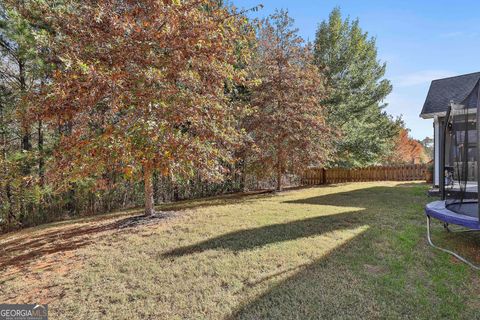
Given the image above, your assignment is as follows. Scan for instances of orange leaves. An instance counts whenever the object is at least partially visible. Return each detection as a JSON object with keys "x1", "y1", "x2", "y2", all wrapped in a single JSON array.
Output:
[
  {"x1": 161, "y1": 166, "x2": 169, "y2": 176},
  {"x1": 124, "y1": 166, "x2": 134, "y2": 179},
  {"x1": 388, "y1": 129, "x2": 429, "y2": 164},
  {"x1": 246, "y1": 11, "x2": 333, "y2": 182}
]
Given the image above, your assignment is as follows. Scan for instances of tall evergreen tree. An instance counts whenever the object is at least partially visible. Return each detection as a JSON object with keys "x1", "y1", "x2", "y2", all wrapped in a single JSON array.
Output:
[
  {"x1": 0, "y1": 4, "x2": 50, "y2": 226},
  {"x1": 314, "y1": 7, "x2": 400, "y2": 167}
]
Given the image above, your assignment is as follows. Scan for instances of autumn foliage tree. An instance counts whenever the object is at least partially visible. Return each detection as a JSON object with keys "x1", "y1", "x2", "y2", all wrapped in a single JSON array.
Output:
[
  {"x1": 386, "y1": 128, "x2": 429, "y2": 164},
  {"x1": 246, "y1": 10, "x2": 332, "y2": 191},
  {"x1": 9, "y1": 0, "x2": 255, "y2": 216}
]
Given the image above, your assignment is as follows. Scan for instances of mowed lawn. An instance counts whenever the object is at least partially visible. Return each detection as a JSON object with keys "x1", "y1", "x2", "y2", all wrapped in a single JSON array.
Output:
[{"x1": 1, "y1": 182, "x2": 480, "y2": 319}]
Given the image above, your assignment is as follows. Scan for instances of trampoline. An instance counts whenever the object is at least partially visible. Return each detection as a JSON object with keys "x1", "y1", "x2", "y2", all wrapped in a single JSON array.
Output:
[{"x1": 424, "y1": 83, "x2": 480, "y2": 270}]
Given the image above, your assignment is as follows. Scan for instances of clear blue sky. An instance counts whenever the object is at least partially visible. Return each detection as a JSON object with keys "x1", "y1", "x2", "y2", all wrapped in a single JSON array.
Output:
[{"x1": 233, "y1": 0, "x2": 480, "y2": 140}]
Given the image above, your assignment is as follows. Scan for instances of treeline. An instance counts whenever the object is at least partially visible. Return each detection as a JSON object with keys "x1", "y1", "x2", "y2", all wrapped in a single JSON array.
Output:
[{"x1": 0, "y1": 1, "x2": 402, "y2": 231}]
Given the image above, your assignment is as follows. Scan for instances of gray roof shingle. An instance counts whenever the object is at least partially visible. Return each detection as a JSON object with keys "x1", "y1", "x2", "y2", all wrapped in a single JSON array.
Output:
[{"x1": 420, "y1": 72, "x2": 480, "y2": 118}]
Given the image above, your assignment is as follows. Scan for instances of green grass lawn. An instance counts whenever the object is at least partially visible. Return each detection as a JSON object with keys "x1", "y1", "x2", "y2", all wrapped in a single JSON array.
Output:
[{"x1": 1, "y1": 182, "x2": 479, "y2": 319}]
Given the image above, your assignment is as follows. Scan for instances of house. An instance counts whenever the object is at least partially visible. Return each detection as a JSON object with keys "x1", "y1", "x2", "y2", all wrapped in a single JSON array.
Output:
[{"x1": 420, "y1": 71, "x2": 480, "y2": 187}]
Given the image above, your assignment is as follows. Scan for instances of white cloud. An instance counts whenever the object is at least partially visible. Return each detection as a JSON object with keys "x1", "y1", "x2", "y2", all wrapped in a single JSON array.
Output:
[{"x1": 393, "y1": 70, "x2": 455, "y2": 87}]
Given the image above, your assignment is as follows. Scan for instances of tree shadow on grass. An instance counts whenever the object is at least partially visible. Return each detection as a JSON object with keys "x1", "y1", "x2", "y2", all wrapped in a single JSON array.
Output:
[
  {"x1": 229, "y1": 236, "x2": 478, "y2": 320},
  {"x1": 229, "y1": 184, "x2": 480, "y2": 319},
  {"x1": 164, "y1": 210, "x2": 367, "y2": 257},
  {"x1": 0, "y1": 212, "x2": 178, "y2": 275},
  {"x1": 0, "y1": 190, "x2": 279, "y2": 275},
  {"x1": 164, "y1": 186, "x2": 406, "y2": 258},
  {"x1": 226, "y1": 187, "x2": 403, "y2": 319},
  {"x1": 229, "y1": 237, "x2": 374, "y2": 320},
  {"x1": 283, "y1": 186, "x2": 398, "y2": 208},
  {"x1": 282, "y1": 184, "x2": 480, "y2": 250}
]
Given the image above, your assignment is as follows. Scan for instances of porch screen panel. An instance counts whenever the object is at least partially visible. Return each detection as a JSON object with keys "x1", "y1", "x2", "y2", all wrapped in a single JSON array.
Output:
[{"x1": 444, "y1": 107, "x2": 478, "y2": 218}]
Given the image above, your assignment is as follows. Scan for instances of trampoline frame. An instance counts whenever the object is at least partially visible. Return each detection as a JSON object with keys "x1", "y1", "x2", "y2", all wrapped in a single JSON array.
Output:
[{"x1": 426, "y1": 215, "x2": 480, "y2": 270}]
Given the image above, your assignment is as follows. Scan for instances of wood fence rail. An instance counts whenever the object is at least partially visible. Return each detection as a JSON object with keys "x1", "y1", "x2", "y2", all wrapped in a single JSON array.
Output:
[{"x1": 301, "y1": 164, "x2": 427, "y2": 186}]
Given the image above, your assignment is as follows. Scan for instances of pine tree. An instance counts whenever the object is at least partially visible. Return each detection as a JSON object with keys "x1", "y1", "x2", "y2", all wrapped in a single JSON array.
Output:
[{"x1": 314, "y1": 7, "x2": 400, "y2": 167}]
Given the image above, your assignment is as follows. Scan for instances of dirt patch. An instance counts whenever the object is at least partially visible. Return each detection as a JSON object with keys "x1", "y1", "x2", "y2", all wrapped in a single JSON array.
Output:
[
  {"x1": 363, "y1": 264, "x2": 387, "y2": 275},
  {"x1": 1, "y1": 250, "x2": 79, "y2": 304},
  {"x1": 0, "y1": 209, "x2": 182, "y2": 304},
  {"x1": 0, "y1": 211, "x2": 180, "y2": 272}
]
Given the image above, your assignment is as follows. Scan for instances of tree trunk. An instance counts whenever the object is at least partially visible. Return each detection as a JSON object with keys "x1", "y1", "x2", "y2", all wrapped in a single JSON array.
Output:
[
  {"x1": 0, "y1": 102, "x2": 15, "y2": 226},
  {"x1": 153, "y1": 171, "x2": 159, "y2": 204},
  {"x1": 38, "y1": 80, "x2": 45, "y2": 187},
  {"x1": 173, "y1": 184, "x2": 179, "y2": 202},
  {"x1": 66, "y1": 184, "x2": 76, "y2": 215},
  {"x1": 19, "y1": 60, "x2": 31, "y2": 175},
  {"x1": 144, "y1": 165, "x2": 155, "y2": 216},
  {"x1": 20, "y1": 124, "x2": 31, "y2": 177},
  {"x1": 38, "y1": 118, "x2": 44, "y2": 187},
  {"x1": 276, "y1": 142, "x2": 283, "y2": 192},
  {"x1": 276, "y1": 161, "x2": 282, "y2": 192},
  {"x1": 6, "y1": 183, "x2": 15, "y2": 225}
]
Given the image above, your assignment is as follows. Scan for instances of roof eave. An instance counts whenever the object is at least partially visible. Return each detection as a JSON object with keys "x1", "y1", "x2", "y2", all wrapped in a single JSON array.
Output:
[
  {"x1": 420, "y1": 111, "x2": 446, "y2": 119},
  {"x1": 420, "y1": 107, "x2": 477, "y2": 119}
]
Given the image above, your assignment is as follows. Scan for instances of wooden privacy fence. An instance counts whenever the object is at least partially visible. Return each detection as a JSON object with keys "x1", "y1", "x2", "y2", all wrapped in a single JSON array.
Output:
[{"x1": 301, "y1": 164, "x2": 427, "y2": 185}]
